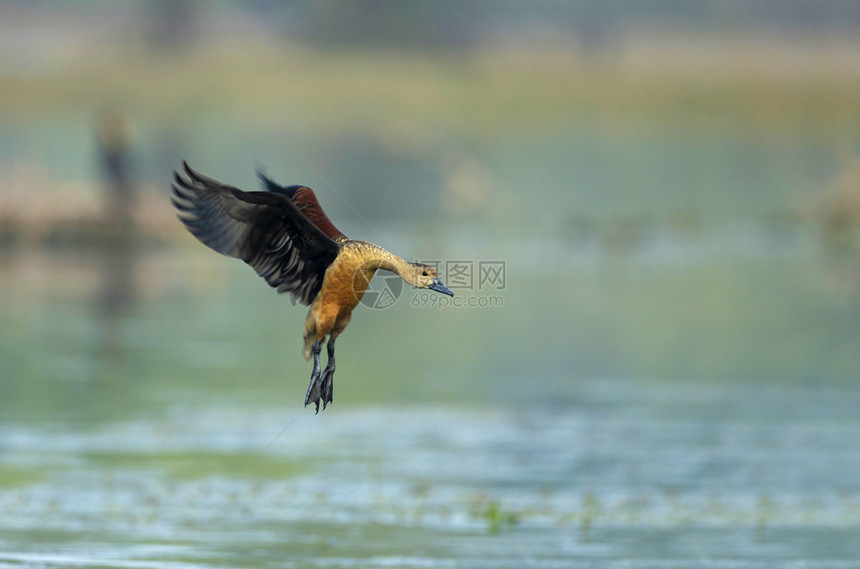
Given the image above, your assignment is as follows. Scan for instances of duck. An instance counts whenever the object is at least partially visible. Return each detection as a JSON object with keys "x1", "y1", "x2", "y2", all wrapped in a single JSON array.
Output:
[{"x1": 171, "y1": 162, "x2": 453, "y2": 412}]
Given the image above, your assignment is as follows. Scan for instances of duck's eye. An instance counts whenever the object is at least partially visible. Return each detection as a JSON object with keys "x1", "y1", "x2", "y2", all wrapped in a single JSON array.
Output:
[{"x1": 421, "y1": 271, "x2": 428, "y2": 277}]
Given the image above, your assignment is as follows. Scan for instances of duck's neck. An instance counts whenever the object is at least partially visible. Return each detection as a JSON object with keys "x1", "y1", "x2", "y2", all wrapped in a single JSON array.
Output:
[
  {"x1": 358, "y1": 243, "x2": 411, "y2": 276},
  {"x1": 348, "y1": 242, "x2": 413, "y2": 296}
]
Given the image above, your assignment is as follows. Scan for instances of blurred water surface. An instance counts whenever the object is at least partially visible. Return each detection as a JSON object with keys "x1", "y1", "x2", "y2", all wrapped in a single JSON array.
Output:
[
  {"x1": 2, "y1": 222, "x2": 860, "y2": 567},
  {"x1": 2, "y1": 355, "x2": 860, "y2": 567}
]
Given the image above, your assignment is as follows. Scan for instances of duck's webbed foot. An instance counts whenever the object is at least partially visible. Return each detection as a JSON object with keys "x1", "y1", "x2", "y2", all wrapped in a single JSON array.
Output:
[
  {"x1": 304, "y1": 340, "x2": 323, "y2": 413},
  {"x1": 319, "y1": 336, "x2": 336, "y2": 410}
]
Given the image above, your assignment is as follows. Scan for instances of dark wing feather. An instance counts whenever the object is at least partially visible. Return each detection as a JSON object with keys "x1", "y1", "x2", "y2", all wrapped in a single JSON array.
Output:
[
  {"x1": 257, "y1": 170, "x2": 347, "y2": 241},
  {"x1": 171, "y1": 161, "x2": 340, "y2": 305},
  {"x1": 256, "y1": 169, "x2": 303, "y2": 199}
]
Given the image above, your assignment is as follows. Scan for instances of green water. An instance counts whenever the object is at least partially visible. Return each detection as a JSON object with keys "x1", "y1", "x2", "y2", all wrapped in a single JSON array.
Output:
[
  {"x1": 3, "y1": 116, "x2": 860, "y2": 566},
  {"x1": 2, "y1": 236, "x2": 860, "y2": 567}
]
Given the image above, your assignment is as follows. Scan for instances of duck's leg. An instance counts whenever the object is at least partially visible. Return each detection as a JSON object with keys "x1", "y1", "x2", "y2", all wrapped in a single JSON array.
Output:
[
  {"x1": 319, "y1": 336, "x2": 336, "y2": 410},
  {"x1": 304, "y1": 339, "x2": 323, "y2": 413},
  {"x1": 318, "y1": 315, "x2": 350, "y2": 411}
]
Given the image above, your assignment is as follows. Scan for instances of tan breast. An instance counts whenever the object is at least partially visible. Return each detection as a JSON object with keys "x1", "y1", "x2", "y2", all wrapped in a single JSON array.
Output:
[{"x1": 316, "y1": 254, "x2": 377, "y2": 313}]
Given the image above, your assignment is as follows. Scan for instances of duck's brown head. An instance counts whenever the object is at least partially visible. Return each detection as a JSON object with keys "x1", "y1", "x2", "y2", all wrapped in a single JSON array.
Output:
[{"x1": 403, "y1": 263, "x2": 454, "y2": 296}]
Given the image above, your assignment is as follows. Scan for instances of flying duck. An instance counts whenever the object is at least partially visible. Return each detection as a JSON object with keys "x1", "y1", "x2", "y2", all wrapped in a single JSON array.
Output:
[{"x1": 171, "y1": 162, "x2": 453, "y2": 412}]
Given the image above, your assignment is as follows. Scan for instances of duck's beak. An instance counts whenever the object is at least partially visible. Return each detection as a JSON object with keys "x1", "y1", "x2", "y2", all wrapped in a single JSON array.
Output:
[{"x1": 428, "y1": 277, "x2": 454, "y2": 296}]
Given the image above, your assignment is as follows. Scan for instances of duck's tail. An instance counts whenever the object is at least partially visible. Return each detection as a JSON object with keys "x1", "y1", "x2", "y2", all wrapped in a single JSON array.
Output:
[
  {"x1": 302, "y1": 314, "x2": 318, "y2": 361},
  {"x1": 302, "y1": 334, "x2": 316, "y2": 361}
]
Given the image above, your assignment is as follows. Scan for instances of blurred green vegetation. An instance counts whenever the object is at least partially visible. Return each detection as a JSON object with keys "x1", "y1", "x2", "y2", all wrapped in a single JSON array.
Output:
[
  {"x1": 1, "y1": 41, "x2": 859, "y2": 138},
  {"x1": 81, "y1": 451, "x2": 309, "y2": 480}
]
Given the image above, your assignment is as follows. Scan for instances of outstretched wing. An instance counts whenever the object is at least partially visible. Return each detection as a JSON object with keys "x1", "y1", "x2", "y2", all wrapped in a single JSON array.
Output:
[
  {"x1": 171, "y1": 161, "x2": 340, "y2": 305},
  {"x1": 257, "y1": 171, "x2": 347, "y2": 242}
]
